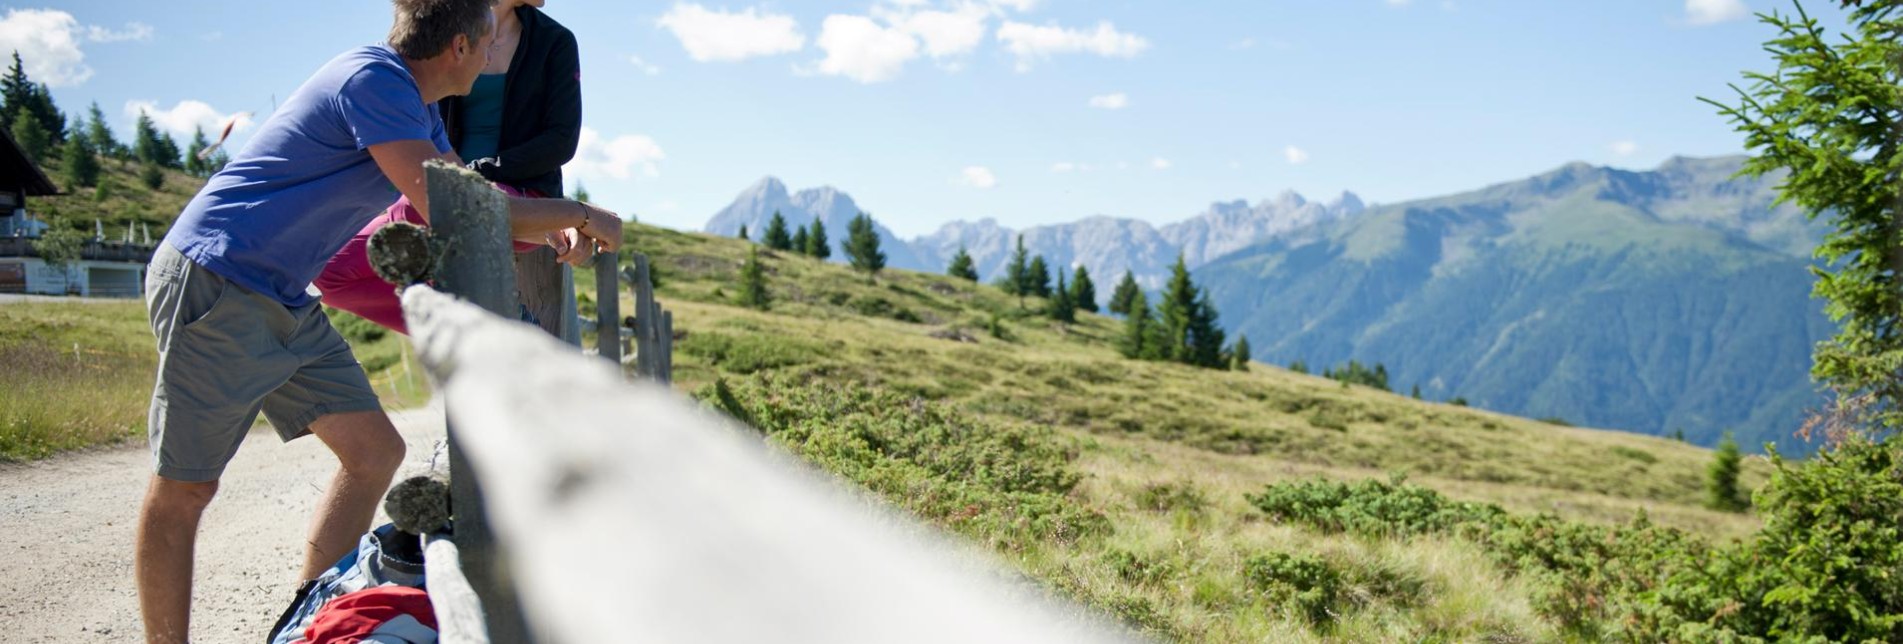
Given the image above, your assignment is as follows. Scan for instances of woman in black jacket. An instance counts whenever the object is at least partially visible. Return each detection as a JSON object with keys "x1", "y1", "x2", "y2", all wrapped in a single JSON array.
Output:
[
  {"x1": 316, "y1": 0, "x2": 586, "y2": 333},
  {"x1": 445, "y1": 0, "x2": 581, "y2": 199}
]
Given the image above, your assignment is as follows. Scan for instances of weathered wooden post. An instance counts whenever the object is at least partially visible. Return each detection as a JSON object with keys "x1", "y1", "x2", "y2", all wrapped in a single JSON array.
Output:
[
  {"x1": 593, "y1": 252, "x2": 621, "y2": 363},
  {"x1": 559, "y1": 266, "x2": 581, "y2": 347},
  {"x1": 631, "y1": 254, "x2": 655, "y2": 379},
  {"x1": 423, "y1": 161, "x2": 529, "y2": 642},
  {"x1": 513, "y1": 247, "x2": 563, "y2": 338},
  {"x1": 661, "y1": 310, "x2": 674, "y2": 385}
]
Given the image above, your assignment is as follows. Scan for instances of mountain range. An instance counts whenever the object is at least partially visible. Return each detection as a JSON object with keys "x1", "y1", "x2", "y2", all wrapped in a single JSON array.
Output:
[{"x1": 701, "y1": 156, "x2": 1832, "y2": 451}]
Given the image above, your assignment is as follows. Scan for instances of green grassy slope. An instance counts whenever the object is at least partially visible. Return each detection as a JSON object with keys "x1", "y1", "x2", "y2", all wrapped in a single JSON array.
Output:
[{"x1": 612, "y1": 224, "x2": 1768, "y2": 640}]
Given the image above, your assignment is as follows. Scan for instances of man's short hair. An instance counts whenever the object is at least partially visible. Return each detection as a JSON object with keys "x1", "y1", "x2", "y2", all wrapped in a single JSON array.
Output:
[{"x1": 388, "y1": 0, "x2": 496, "y2": 60}]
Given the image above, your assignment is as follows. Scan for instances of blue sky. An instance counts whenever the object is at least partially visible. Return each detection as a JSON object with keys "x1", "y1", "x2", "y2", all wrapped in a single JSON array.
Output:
[{"x1": 13, "y1": 0, "x2": 1852, "y2": 237}]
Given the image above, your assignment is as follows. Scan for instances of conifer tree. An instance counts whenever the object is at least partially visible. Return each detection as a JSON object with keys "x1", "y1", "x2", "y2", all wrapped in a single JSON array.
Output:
[
  {"x1": 61, "y1": 131, "x2": 98, "y2": 188},
  {"x1": 946, "y1": 246, "x2": 978, "y2": 281},
  {"x1": 1158, "y1": 254, "x2": 1199, "y2": 363},
  {"x1": 844, "y1": 211, "x2": 885, "y2": 278},
  {"x1": 1186, "y1": 291, "x2": 1226, "y2": 368},
  {"x1": 1027, "y1": 255, "x2": 1052, "y2": 298},
  {"x1": 1711, "y1": 3, "x2": 1903, "y2": 430},
  {"x1": 736, "y1": 246, "x2": 770, "y2": 310},
  {"x1": 84, "y1": 102, "x2": 119, "y2": 159},
  {"x1": 572, "y1": 184, "x2": 591, "y2": 202},
  {"x1": 1411, "y1": 384, "x2": 1422, "y2": 400},
  {"x1": 1231, "y1": 334, "x2": 1251, "y2": 371},
  {"x1": 184, "y1": 126, "x2": 210, "y2": 177},
  {"x1": 10, "y1": 111, "x2": 48, "y2": 164},
  {"x1": 0, "y1": 52, "x2": 27, "y2": 130},
  {"x1": 156, "y1": 131, "x2": 182, "y2": 169},
  {"x1": 1002, "y1": 235, "x2": 1030, "y2": 306},
  {"x1": 1108, "y1": 270, "x2": 1140, "y2": 316},
  {"x1": 1118, "y1": 292, "x2": 1153, "y2": 359},
  {"x1": 737, "y1": 224, "x2": 749, "y2": 241},
  {"x1": 1071, "y1": 265, "x2": 1098, "y2": 313},
  {"x1": 132, "y1": 111, "x2": 165, "y2": 166},
  {"x1": 1706, "y1": 432, "x2": 1746, "y2": 513},
  {"x1": 791, "y1": 226, "x2": 809, "y2": 257},
  {"x1": 1049, "y1": 273, "x2": 1076, "y2": 323},
  {"x1": 806, "y1": 219, "x2": 831, "y2": 259},
  {"x1": 763, "y1": 211, "x2": 792, "y2": 250}
]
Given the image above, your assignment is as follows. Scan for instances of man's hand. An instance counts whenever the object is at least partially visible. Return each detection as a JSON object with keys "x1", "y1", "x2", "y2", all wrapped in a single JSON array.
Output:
[{"x1": 576, "y1": 202, "x2": 624, "y2": 253}]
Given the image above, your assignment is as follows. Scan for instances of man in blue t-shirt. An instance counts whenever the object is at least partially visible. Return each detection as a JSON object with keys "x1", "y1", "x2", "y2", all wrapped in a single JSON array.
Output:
[{"x1": 137, "y1": 1, "x2": 622, "y2": 641}]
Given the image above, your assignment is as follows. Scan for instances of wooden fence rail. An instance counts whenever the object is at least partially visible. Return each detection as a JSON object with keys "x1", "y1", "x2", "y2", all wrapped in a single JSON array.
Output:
[
  {"x1": 391, "y1": 162, "x2": 1128, "y2": 643},
  {"x1": 398, "y1": 283, "x2": 1130, "y2": 643}
]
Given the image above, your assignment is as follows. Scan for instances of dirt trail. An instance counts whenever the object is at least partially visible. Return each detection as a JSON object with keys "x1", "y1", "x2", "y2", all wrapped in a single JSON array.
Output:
[{"x1": 0, "y1": 404, "x2": 446, "y2": 643}]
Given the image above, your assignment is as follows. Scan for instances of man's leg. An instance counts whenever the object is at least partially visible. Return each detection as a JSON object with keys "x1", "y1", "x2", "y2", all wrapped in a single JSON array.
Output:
[
  {"x1": 299, "y1": 410, "x2": 406, "y2": 580},
  {"x1": 136, "y1": 475, "x2": 218, "y2": 644}
]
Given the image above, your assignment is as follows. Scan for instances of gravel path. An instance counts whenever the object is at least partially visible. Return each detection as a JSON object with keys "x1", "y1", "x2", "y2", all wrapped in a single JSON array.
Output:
[{"x1": 0, "y1": 403, "x2": 447, "y2": 643}]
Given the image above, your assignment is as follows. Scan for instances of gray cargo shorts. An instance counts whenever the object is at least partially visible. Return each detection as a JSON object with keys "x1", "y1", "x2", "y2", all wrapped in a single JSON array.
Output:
[{"x1": 145, "y1": 244, "x2": 383, "y2": 482}]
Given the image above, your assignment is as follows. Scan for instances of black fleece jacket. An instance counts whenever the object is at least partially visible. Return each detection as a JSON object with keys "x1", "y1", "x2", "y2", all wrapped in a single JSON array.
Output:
[{"x1": 441, "y1": 6, "x2": 580, "y2": 198}]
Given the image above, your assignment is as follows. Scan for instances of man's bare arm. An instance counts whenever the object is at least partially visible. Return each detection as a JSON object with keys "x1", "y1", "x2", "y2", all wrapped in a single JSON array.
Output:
[{"x1": 366, "y1": 139, "x2": 621, "y2": 251}]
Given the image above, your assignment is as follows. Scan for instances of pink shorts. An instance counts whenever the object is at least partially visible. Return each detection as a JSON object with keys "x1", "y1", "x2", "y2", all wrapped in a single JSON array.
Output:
[{"x1": 316, "y1": 184, "x2": 543, "y2": 335}]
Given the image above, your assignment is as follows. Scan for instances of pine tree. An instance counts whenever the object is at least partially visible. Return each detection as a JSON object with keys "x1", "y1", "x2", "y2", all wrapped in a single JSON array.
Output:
[
  {"x1": 1118, "y1": 292, "x2": 1152, "y2": 359},
  {"x1": 806, "y1": 219, "x2": 831, "y2": 259},
  {"x1": 0, "y1": 52, "x2": 28, "y2": 131},
  {"x1": 1706, "y1": 432, "x2": 1746, "y2": 513},
  {"x1": 791, "y1": 226, "x2": 810, "y2": 257},
  {"x1": 1049, "y1": 273, "x2": 1076, "y2": 323},
  {"x1": 1711, "y1": 4, "x2": 1903, "y2": 430},
  {"x1": 763, "y1": 211, "x2": 793, "y2": 250},
  {"x1": 1071, "y1": 265, "x2": 1099, "y2": 313},
  {"x1": 1411, "y1": 384, "x2": 1422, "y2": 400},
  {"x1": 1186, "y1": 291, "x2": 1226, "y2": 368},
  {"x1": 1158, "y1": 254, "x2": 1198, "y2": 363},
  {"x1": 946, "y1": 246, "x2": 978, "y2": 281},
  {"x1": 737, "y1": 224, "x2": 749, "y2": 241},
  {"x1": 1231, "y1": 334, "x2": 1251, "y2": 371},
  {"x1": 1108, "y1": 270, "x2": 1140, "y2": 316},
  {"x1": 736, "y1": 246, "x2": 770, "y2": 310},
  {"x1": 84, "y1": 102, "x2": 119, "y2": 159},
  {"x1": 572, "y1": 184, "x2": 591, "y2": 202},
  {"x1": 61, "y1": 131, "x2": 99, "y2": 188},
  {"x1": 1002, "y1": 235, "x2": 1030, "y2": 306},
  {"x1": 132, "y1": 111, "x2": 165, "y2": 166},
  {"x1": 1027, "y1": 255, "x2": 1052, "y2": 298},
  {"x1": 184, "y1": 126, "x2": 210, "y2": 177},
  {"x1": 844, "y1": 211, "x2": 885, "y2": 278},
  {"x1": 10, "y1": 111, "x2": 48, "y2": 164},
  {"x1": 156, "y1": 131, "x2": 183, "y2": 169}
]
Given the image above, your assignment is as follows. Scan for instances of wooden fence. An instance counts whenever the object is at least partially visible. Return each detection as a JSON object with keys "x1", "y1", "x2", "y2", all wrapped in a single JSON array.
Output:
[{"x1": 379, "y1": 163, "x2": 1124, "y2": 643}]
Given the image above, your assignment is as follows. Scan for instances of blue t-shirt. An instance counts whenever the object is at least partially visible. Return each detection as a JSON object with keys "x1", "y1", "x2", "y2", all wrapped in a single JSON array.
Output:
[{"x1": 165, "y1": 44, "x2": 452, "y2": 307}]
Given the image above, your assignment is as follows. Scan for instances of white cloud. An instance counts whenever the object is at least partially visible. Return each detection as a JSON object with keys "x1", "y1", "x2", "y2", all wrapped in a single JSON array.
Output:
[
  {"x1": 988, "y1": 0, "x2": 1039, "y2": 12},
  {"x1": 893, "y1": 5, "x2": 988, "y2": 58},
  {"x1": 814, "y1": 14, "x2": 920, "y2": 83},
  {"x1": 1051, "y1": 162, "x2": 1076, "y2": 173},
  {"x1": 1610, "y1": 140, "x2": 1640, "y2": 156},
  {"x1": 0, "y1": 9, "x2": 92, "y2": 86},
  {"x1": 1150, "y1": 157, "x2": 1171, "y2": 170},
  {"x1": 628, "y1": 55, "x2": 662, "y2": 75},
  {"x1": 1284, "y1": 145, "x2": 1310, "y2": 165},
  {"x1": 1387, "y1": 0, "x2": 1411, "y2": 5},
  {"x1": 1686, "y1": 0, "x2": 1749, "y2": 25},
  {"x1": 957, "y1": 165, "x2": 998, "y2": 188},
  {"x1": 569, "y1": 127, "x2": 666, "y2": 181},
  {"x1": 125, "y1": 100, "x2": 255, "y2": 139},
  {"x1": 995, "y1": 20, "x2": 1149, "y2": 71},
  {"x1": 657, "y1": 4, "x2": 805, "y2": 62},
  {"x1": 1088, "y1": 92, "x2": 1128, "y2": 110},
  {"x1": 86, "y1": 22, "x2": 152, "y2": 43},
  {"x1": 1229, "y1": 37, "x2": 1256, "y2": 50}
]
